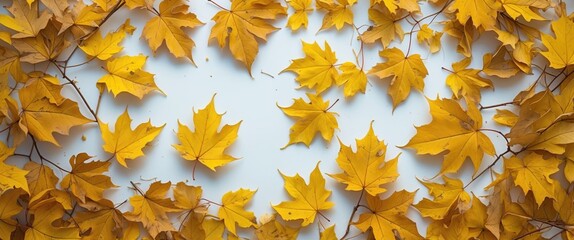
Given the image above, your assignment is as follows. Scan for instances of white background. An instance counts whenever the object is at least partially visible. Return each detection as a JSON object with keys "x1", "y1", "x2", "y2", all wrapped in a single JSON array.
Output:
[{"x1": 17, "y1": 0, "x2": 568, "y2": 238}]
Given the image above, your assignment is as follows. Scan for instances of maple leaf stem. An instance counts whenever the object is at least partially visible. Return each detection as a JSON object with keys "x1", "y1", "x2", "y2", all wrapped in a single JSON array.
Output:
[
  {"x1": 441, "y1": 67, "x2": 455, "y2": 74},
  {"x1": 201, "y1": 198, "x2": 223, "y2": 207},
  {"x1": 464, "y1": 148, "x2": 512, "y2": 189},
  {"x1": 405, "y1": 0, "x2": 453, "y2": 56},
  {"x1": 51, "y1": 62, "x2": 99, "y2": 121},
  {"x1": 514, "y1": 225, "x2": 552, "y2": 240},
  {"x1": 479, "y1": 128, "x2": 510, "y2": 145},
  {"x1": 207, "y1": 0, "x2": 229, "y2": 11},
  {"x1": 325, "y1": 99, "x2": 340, "y2": 112},
  {"x1": 129, "y1": 181, "x2": 145, "y2": 196},
  {"x1": 317, "y1": 211, "x2": 331, "y2": 223},
  {"x1": 178, "y1": 210, "x2": 194, "y2": 232},
  {"x1": 340, "y1": 189, "x2": 364, "y2": 240},
  {"x1": 551, "y1": 68, "x2": 573, "y2": 92},
  {"x1": 479, "y1": 101, "x2": 517, "y2": 110},
  {"x1": 192, "y1": 160, "x2": 198, "y2": 181},
  {"x1": 115, "y1": 199, "x2": 128, "y2": 208}
]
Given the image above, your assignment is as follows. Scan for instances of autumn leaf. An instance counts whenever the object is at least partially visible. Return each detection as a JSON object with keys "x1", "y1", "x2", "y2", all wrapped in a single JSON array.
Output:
[
  {"x1": 25, "y1": 203, "x2": 80, "y2": 239},
  {"x1": 361, "y1": 5, "x2": 404, "y2": 48},
  {"x1": 255, "y1": 214, "x2": 299, "y2": 239},
  {"x1": 0, "y1": 189, "x2": 24, "y2": 239},
  {"x1": 493, "y1": 109, "x2": 518, "y2": 127},
  {"x1": 449, "y1": 0, "x2": 501, "y2": 29},
  {"x1": 24, "y1": 161, "x2": 59, "y2": 197},
  {"x1": 75, "y1": 199, "x2": 131, "y2": 240},
  {"x1": 23, "y1": 72, "x2": 64, "y2": 105},
  {"x1": 328, "y1": 123, "x2": 399, "y2": 196},
  {"x1": 100, "y1": 109, "x2": 165, "y2": 167},
  {"x1": 273, "y1": 163, "x2": 334, "y2": 226},
  {"x1": 12, "y1": 21, "x2": 70, "y2": 64},
  {"x1": 0, "y1": 0, "x2": 52, "y2": 38},
  {"x1": 316, "y1": 0, "x2": 355, "y2": 30},
  {"x1": 503, "y1": 153, "x2": 560, "y2": 206},
  {"x1": 369, "y1": 47, "x2": 428, "y2": 108},
  {"x1": 142, "y1": 0, "x2": 203, "y2": 62},
  {"x1": 97, "y1": 55, "x2": 162, "y2": 99},
  {"x1": 218, "y1": 188, "x2": 256, "y2": 236},
  {"x1": 278, "y1": 93, "x2": 339, "y2": 148},
  {"x1": 541, "y1": 16, "x2": 574, "y2": 69},
  {"x1": 18, "y1": 82, "x2": 92, "y2": 146},
  {"x1": 415, "y1": 176, "x2": 471, "y2": 220},
  {"x1": 320, "y1": 225, "x2": 337, "y2": 240},
  {"x1": 403, "y1": 98, "x2": 495, "y2": 175},
  {"x1": 286, "y1": 0, "x2": 312, "y2": 30},
  {"x1": 355, "y1": 190, "x2": 423, "y2": 240},
  {"x1": 336, "y1": 62, "x2": 367, "y2": 98},
  {"x1": 209, "y1": 0, "x2": 286, "y2": 75},
  {"x1": 0, "y1": 142, "x2": 28, "y2": 194},
  {"x1": 283, "y1": 41, "x2": 339, "y2": 94},
  {"x1": 445, "y1": 58, "x2": 493, "y2": 102},
  {"x1": 501, "y1": 0, "x2": 549, "y2": 22},
  {"x1": 125, "y1": 181, "x2": 181, "y2": 238},
  {"x1": 173, "y1": 95, "x2": 241, "y2": 172},
  {"x1": 60, "y1": 153, "x2": 116, "y2": 203},
  {"x1": 79, "y1": 22, "x2": 131, "y2": 61},
  {"x1": 417, "y1": 24, "x2": 442, "y2": 53}
]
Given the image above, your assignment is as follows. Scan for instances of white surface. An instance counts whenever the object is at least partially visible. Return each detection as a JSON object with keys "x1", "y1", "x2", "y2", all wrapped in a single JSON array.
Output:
[{"x1": 26, "y1": 1, "x2": 550, "y2": 238}]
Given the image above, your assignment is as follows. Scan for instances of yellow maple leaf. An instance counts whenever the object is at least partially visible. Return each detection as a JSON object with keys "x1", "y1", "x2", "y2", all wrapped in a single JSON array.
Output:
[
  {"x1": 417, "y1": 24, "x2": 442, "y2": 54},
  {"x1": 493, "y1": 109, "x2": 518, "y2": 127},
  {"x1": 98, "y1": 55, "x2": 162, "y2": 99},
  {"x1": 541, "y1": 16, "x2": 574, "y2": 69},
  {"x1": 24, "y1": 162, "x2": 58, "y2": 197},
  {"x1": 79, "y1": 26, "x2": 128, "y2": 61},
  {"x1": 173, "y1": 96, "x2": 241, "y2": 172},
  {"x1": 18, "y1": 82, "x2": 91, "y2": 146},
  {"x1": 255, "y1": 214, "x2": 300, "y2": 239},
  {"x1": 25, "y1": 203, "x2": 80, "y2": 239},
  {"x1": 142, "y1": 0, "x2": 203, "y2": 62},
  {"x1": 0, "y1": 142, "x2": 28, "y2": 194},
  {"x1": 100, "y1": 109, "x2": 165, "y2": 167},
  {"x1": 125, "y1": 181, "x2": 181, "y2": 238},
  {"x1": 278, "y1": 93, "x2": 339, "y2": 148},
  {"x1": 209, "y1": 0, "x2": 286, "y2": 75},
  {"x1": 355, "y1": 190, "x2": 423, "y2": 240},
  {"x1": 443, "y1": 20, "x2": 474, "y2": 57},
  {"x1": 283, "y1": 41, "x2": 339, "y2": 94},
  {"x1": 445, "y1": 58, "x2": 493, "y2": 103},
  {"x1": 60, "y1": 153, "x2": 117, "y2": 203},
  {"x1": 286, "y1": 0, "x2": 312, "y2": 30},
  {"x1": 328, "y1": 123, "x2": 399, "y2": 196},
  {"x1": 336, "y1": 62, "x2": 367, "y2": 98},
  {"x1": 23, "y1": 72, "x2": 64, "y2": 105},
  {"x1": 369, "y1": 47, "x2": 428, "y2": 109},
  {"x1": 273, "y1": 163, "x2": 334, "y2": 226},
  {"x1": 361, "y1": 6, "x2": 404, "y2": 48},
  {"x1": 218, "y1": 188, "x2": 256, "y2": 236},
  {"x1": 0, "y1": 189, "x2": 24, "y2": 239},
  {"x1": 320, "y1": 225, "x2": 337, "y2": 240},
  {"x1": 75, "y1": 199, "x2": 131, "y2": 240},
  {"x1": 503, "y1": 153, "x2": 560, "y2": 206},
  {"x1": 404, "y1": 98, "x2": 495, "y2": 175},
  {"x1": 12, "y1": 21, "x2": 70, "y2": 64},
  {"x1": 501, "y1": 0, "x2": 549, "y2": 22},
  {"x1": 449, "y1": 0, "x2": 501, "y2": 29},
  {"x1": 415, "y1": 176, "x2": 471, "y2": 220},
  {"x1": 0, "y1": 0, "x2": 52, "y2": 38},
  {"x1": 316, "y1": 0, "x2": 354, "y2": 30}
]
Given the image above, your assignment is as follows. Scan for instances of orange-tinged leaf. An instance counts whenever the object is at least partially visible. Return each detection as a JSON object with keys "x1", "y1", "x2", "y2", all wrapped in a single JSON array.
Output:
[
  {"x1": 414, "y1": 176, "x2": 471, "y2": 220},
  {"x1": 25, "y1": 203, "x2": 80, "y2": 239},
  {"x1": 60, "y1": 153, "x2": 116, "y2": 203},
  {"x1": 142, "y1": 0, "x2": 203, "y2": 62},
  {"x1": 18, "y1": 84, "x2": 91, "y2": 146},
  {"x1": 286, "y1": 0, "x2": 312, "y2": 30},
  {"x1": 328, "y1": 123, "x2": 399, "y2": 196},
  {"x1": 0, "y1": 189, "x2": 24, "y2": 239},
  {"x1": 174, "y1": 182, "x2": 202, "y2": 210},
  {"x1": 445, "y1": 58, "x2": 493, "y2": 103},
  {"x1": 98, "y1": 55, "x2": 162, "y2": 99},
  {"x1": 449, "y1": 0, "x2": 501, "y2": 29},
  {"x1": 12, "y1": 21, "x2": 70, "y2": 64},
  {"x1": 24, "y1": 72, "x2": 64, "y2": 105},
  {"x1": 209, "y1": 0, "x2": 286, "y2": 75},
  {"x1": 0, "y1": 0, "x2": 52, "y2": 38},
  {"x1": 504, "y1": 153, "x2": 560, "y2": 206},
  {"x1": 283, "y1": 41, "x2": 339, "y2": 94},
  {"x1": 355, "y1": 190, "x2": 423, "y2": 240},
  {"x1": 173, "y1": 96, "x2": 241, "y2": 171},
  {"x1": 218, "y1": 188, "x2": 256, "y2": 236},
  {"x1": 100, "y1": 109, "x2": 165, "y2": 167},
  {"x1": 278, "y1": 93, "x2": 339, "y2": 148},
  {"x1": 404, "y1": 98, "x2": 495, "y2": 175},
  {"x1": 273, "y1": 163, "x2": 334, "y2": 226},
  {"x1": 369, "y1": 47, "x2": 428, "y2": 108},
  {"x1": 125, "y1": 181, "x2": 181, "y2": 238},
  {"x1": 24, "y1": 162, "x2": 58, "y2": 197},
  {"x1": 541, "y1": 16, "x2": 574, "y2": 69},
  {"x1": 75, "y1": 199, "x2": 130, "y2": 240},
  {"x1": 336, "y1": 62, "x2": 367, "y2": 98},
  {"x1": 361, "y1": 6, "x2": 404, "y2": 47}
]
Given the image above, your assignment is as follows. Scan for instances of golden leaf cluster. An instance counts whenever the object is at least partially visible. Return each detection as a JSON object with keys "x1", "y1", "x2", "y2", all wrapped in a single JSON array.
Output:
[{"x1": 0, "y1": 0, "x2": 573, "y2": 239}]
